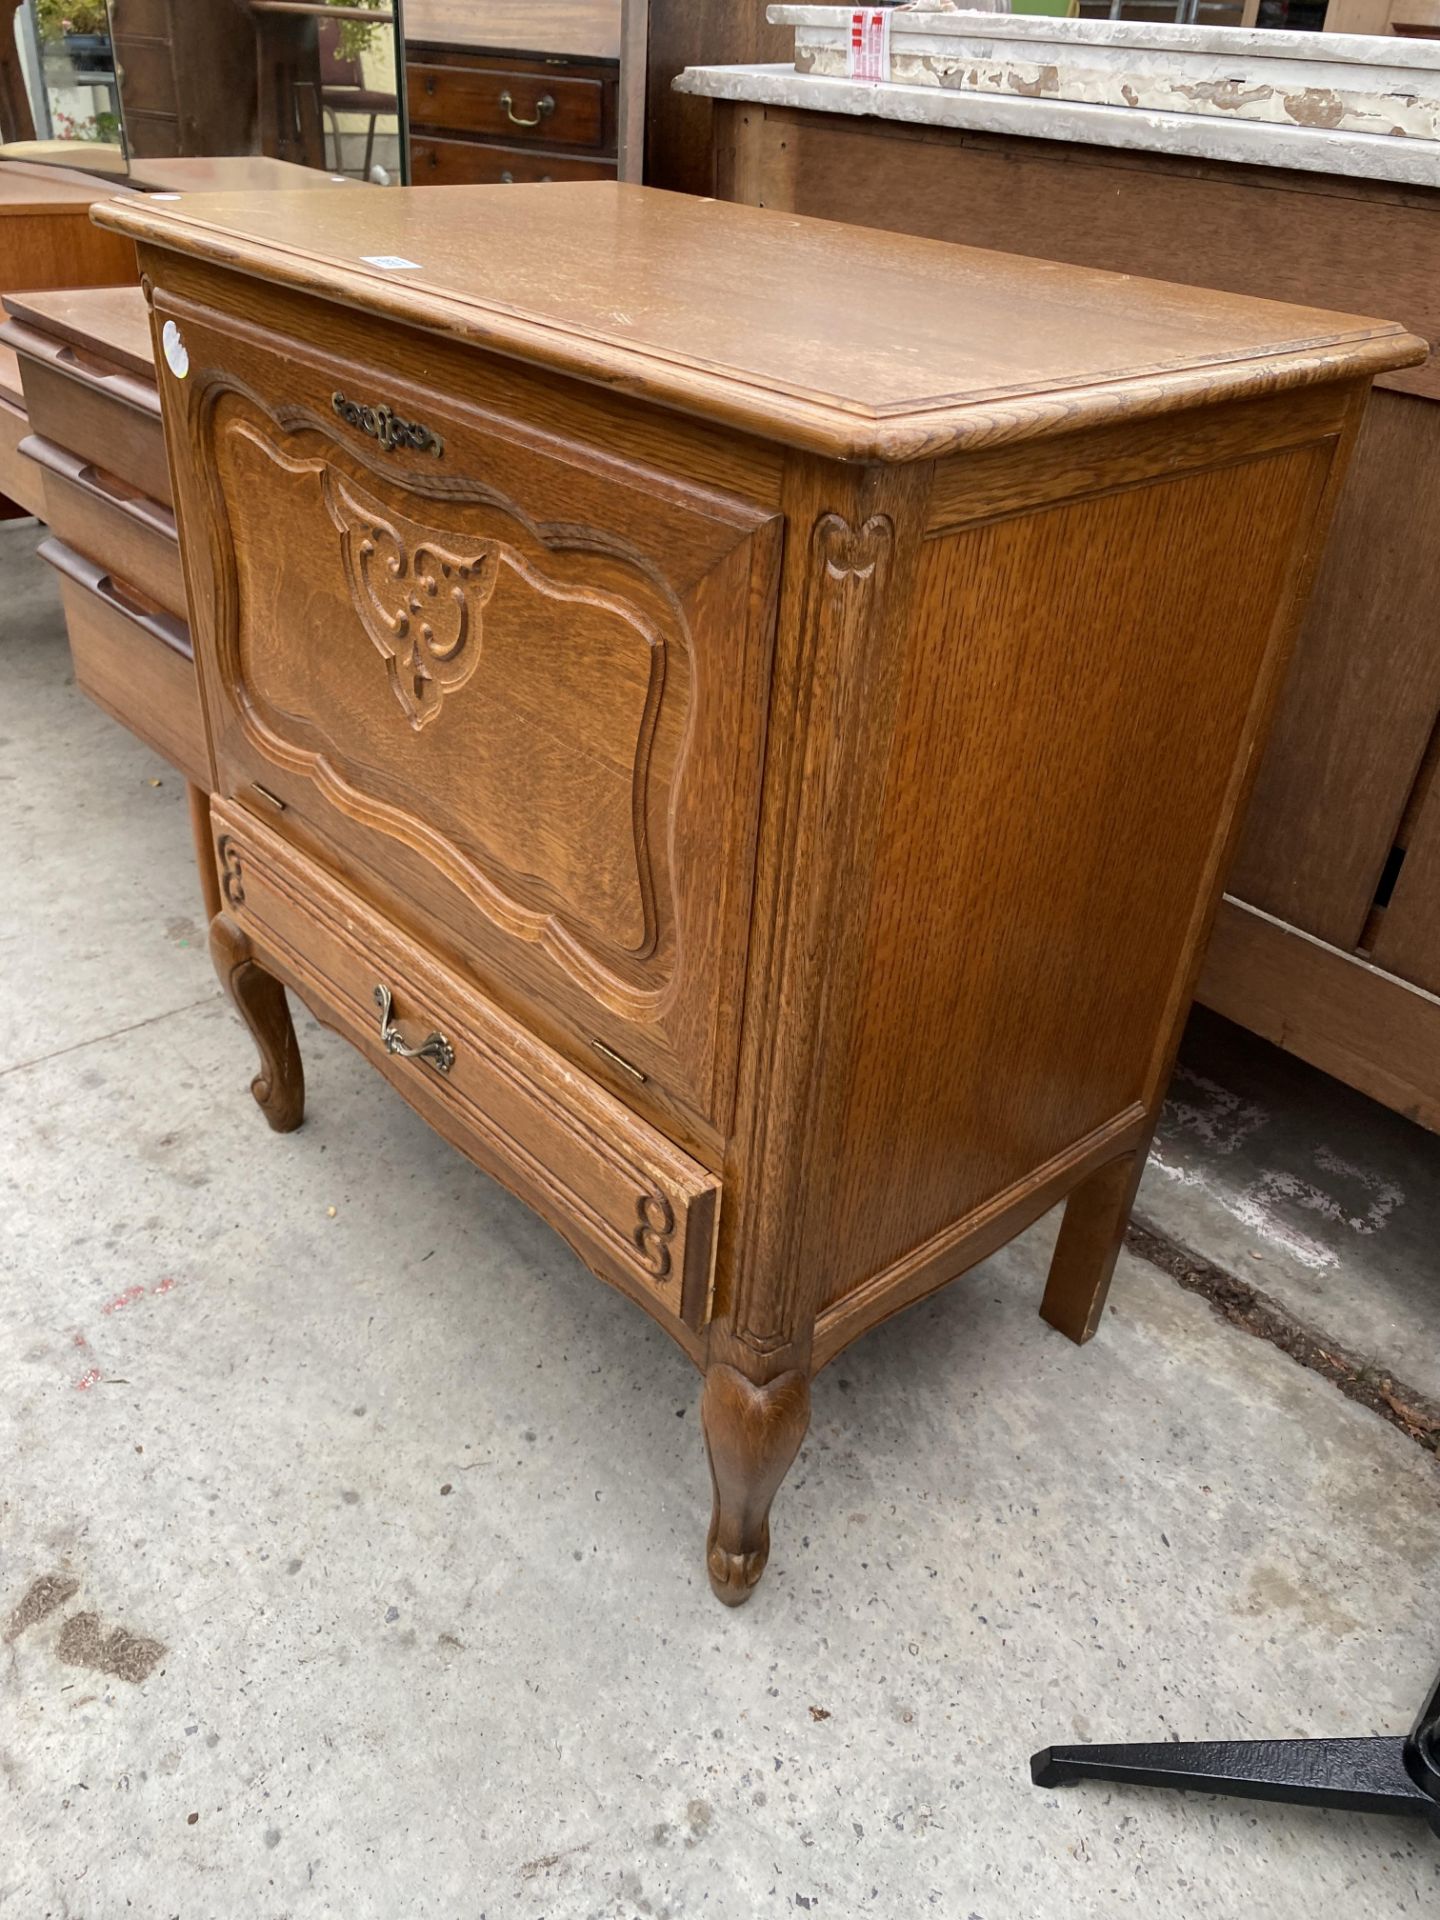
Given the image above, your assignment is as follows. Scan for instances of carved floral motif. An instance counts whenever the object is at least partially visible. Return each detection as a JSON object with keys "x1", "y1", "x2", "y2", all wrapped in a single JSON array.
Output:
[{"x1": 323, "y1": 471, "x2": 500, "y2": 731}]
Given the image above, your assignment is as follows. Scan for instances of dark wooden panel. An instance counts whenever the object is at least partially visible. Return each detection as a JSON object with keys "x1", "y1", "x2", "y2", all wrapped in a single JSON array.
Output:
[
  {"x1": 1228, "y1": 391, "x2": 1440, "y2": 948},
  {"x1": 1370, "y1": 756, "x2": 1440, "y2": 994},
  {"x1": 410, "y1": 135, "x2": 614, "y2": 186},
  {"x1": 111, "y1": 36, "x2": 180, "y2": 115},
  {"x1": 645, "y1": 1, "x2": 791, "y2": 196}
]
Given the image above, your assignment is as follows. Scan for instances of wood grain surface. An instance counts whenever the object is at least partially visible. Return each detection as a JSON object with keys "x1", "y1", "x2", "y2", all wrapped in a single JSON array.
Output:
[
  {"x1": 715, "y1": 104, "x2": 1440, "y2": 403},
  {"x1": 404, "y1": 0, "x2": 621, "y2": 60},
  {"x1": 2, "y1": 287, "x2": 155, "y2": 384},
  {"x1": 95, "y1": 183, "x2": 1424, "y2": 461},
  {"x1": 136, "y1": 188, "x2": 1390, "y2": 1597}
]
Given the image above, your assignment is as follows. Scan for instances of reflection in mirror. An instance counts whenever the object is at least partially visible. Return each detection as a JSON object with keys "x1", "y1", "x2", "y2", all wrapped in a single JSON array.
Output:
[{"x1": 0, "y1": 0, "x2": 406, "y2": 184}]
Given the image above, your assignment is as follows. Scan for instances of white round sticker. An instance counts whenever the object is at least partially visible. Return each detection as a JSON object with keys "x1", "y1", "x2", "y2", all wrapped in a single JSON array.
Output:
[{"x1": 161, "y1": 319, "x2": 189, "y2": 380}]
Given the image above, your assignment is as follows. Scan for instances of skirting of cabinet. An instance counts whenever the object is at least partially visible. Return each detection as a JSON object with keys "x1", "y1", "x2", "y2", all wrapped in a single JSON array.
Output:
[
  {"x1": 210, "y1": 797, "x2": 721, "y2": 1344},
  {"x1": 39, "y1": 535, "x2": 207, "y2": 788}
]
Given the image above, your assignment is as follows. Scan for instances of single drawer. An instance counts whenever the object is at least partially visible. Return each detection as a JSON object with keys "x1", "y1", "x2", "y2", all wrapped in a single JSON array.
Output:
[
  {"x1": 407, "y1": 62, "x2": 605, "y2": 149},
  {"x1": 22, "y1": 434, "x2": 184, "y2": 618},
  {"x1": 2, "y1": 318, "x2": 169, "y2": 505},
  {"x1": 0, "y1": 397, "x2": 44, "y2": 518},
  {"x1": 39, "y1": 537, "x2": 207, "y2": 787},
  {"x1": 211, "y1": 799, "x2": 720, "y2": 1331},
  {"x1": 410, "y1": 136, "x2": 615, "y2": 187}
]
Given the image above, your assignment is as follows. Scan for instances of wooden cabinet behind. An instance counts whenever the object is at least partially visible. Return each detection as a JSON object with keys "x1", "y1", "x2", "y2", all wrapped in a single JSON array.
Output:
[
  {"x1": 404, "y1": 2, "x2": 620, "y2": 186},
  {"x1": 714, "y1": 102, "x2": 1440, "y2": 1131}
]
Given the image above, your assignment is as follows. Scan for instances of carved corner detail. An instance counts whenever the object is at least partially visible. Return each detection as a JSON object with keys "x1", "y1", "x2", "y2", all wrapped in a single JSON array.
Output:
[
  {"x1": 633, "y1": 1190, "x2": 676, "y2": 1280},
  {"x1": 730, "y1": 509, "x2": 896, "y2": 1355},
  {"x1": 217, "y1": 834, "x2": 245, "y2": 911}
]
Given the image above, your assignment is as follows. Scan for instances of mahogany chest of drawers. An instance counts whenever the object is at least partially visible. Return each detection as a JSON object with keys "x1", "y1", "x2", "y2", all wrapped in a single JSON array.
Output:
[
  {"x1": 94, "y1": 182, "x2": 1420, "y2": 1603},
  {"x1": 405, "y1": 1, "x2": 620, "y2": 188}
]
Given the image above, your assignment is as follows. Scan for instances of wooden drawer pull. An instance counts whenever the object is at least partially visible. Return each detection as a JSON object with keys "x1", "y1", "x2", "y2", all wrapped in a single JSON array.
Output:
[
  {"x1": 18, "y1": 433, "x2": 177, "y2": 540},
  {"x1": 374, "y1": 982, "x2": 454, "y2": 1075},
  {"x1": 37, "y1": 535, "x2": 193, "y2": 661},
  {"x1": 499, "y1": 89, "x2": 554, "y2": 128},
  {"x1": 0, "y1": 321, "x2": 163, "y2": 418}
]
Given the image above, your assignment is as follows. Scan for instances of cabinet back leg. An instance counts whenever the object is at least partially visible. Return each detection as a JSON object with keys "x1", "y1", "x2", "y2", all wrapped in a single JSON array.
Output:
[
  {"x1": 209, "y1": 912, "x2": 305, "y2": 1134},
  {"x1": 1040, "y1": 1144, "x2": 1148, "y2": 1345},
  {"x1": 701, "y1": 1363, "x2": 810, "y2": 1607},
  {"x1": 188, "y1": 785, "x2": 222, "y2": 923}
]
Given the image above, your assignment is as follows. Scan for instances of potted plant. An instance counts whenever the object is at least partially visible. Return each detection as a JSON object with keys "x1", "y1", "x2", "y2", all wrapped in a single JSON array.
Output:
[
  {"x1": 323, "y1": 0, "x2": 389, "y2": 65},
  {"x1": 34, "y1": 0, "x2": 112, "y2": 76}
]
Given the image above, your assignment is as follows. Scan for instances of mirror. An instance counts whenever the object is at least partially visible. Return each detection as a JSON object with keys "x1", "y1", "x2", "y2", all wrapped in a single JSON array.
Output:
[{"x1": 1, "y1": 0, "x2": 407, "y2": 185}]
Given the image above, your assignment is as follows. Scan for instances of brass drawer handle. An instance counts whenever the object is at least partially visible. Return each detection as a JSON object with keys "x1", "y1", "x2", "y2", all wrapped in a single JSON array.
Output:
[
  {"x1": 500, "y1": 90, "x2": 554, "y2": 128},
  {"x1": 374, "y1": 983, "x2": 455, "y2": 1075}
]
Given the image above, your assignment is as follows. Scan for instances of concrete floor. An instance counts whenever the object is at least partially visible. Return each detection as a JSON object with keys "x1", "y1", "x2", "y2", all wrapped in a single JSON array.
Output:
[
  {"x1": 2, "y1": 518, "x2": 1437, "y2": 1917},
  {"x1": 1144, "y1": 1008, "x2": 1440, "y2": 1408}
]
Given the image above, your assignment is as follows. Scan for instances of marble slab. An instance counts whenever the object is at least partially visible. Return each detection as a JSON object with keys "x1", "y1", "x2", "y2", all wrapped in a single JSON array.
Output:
[
  {"x1": 771, "y1": 6, "x2": 1440, "y2": 74},
  {"x1": 674, "y1": 61, "x2": 1440, "y2": 187},
  {"x1": 775, "y1": 7, "x2": 1440, "y2": 142}
]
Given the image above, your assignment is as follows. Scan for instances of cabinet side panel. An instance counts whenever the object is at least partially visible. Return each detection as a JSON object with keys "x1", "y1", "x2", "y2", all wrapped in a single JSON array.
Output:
[{"x1": 823, "y1": 439, "x2": 1333, "y2": 1308}]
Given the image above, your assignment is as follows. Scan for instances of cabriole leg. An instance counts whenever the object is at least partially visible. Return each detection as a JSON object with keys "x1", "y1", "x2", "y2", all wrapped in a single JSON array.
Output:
[
  {"x1": 700, "y1": 1363, "x2": 810, "y2": 1607},
  {"x1": 1040, "y1": 1146, "x2": 1146, "y2": 1345},
  {"x1": 209, "y1": 911, "x2": 305, "y2": 1134}
]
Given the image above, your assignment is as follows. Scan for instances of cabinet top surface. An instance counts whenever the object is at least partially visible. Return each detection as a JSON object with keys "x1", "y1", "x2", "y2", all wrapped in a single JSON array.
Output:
[
  {"x1": 94, "y1": 181, "x2": 1424, "y2": 460},
  {"x1": 0, "y1": 160, "x2": 124, "y2": 213},
  {"x1": 403, "y1": 0, "x2": 621, "y2": 60},
  {"x1": 1, "y1": 285, "x2": 155, "y2": 381}
]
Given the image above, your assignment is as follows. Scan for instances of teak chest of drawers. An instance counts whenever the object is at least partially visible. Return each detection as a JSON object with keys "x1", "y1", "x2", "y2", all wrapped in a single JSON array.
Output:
[
  {"x1": 94, "y1": 182, "x2": 1421, "y2": 1603},
  {"x1": 0, "y1": 285, "x2": 216, "y2": 889}
]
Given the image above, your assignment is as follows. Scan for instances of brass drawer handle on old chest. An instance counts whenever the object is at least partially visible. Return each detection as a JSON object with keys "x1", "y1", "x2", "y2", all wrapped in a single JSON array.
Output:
[
  {"x1": 373, "y1": 982, "x2": 455, "y2": 1075},
  {"x1": 499, "y1": 89, "x2": 554, "y2": 128}
]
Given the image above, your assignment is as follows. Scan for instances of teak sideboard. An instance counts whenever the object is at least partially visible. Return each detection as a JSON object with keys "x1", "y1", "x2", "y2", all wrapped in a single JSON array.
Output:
[{"x1": 93, "y1": 183, "x2": 1420, "y2": 1603}]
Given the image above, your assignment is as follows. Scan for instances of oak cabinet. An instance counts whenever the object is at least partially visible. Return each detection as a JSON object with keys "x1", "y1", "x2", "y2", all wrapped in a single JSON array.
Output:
[{"x1": 94, "y1": 182, "x2": 1418, "y2": 1602}]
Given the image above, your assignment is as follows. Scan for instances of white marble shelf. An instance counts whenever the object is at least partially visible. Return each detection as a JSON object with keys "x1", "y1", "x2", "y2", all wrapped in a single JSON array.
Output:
[
  {"x1": 769, "y1": 6, "x2": 1440, "y2": 74},
  {"x1": 675, "y1": 61, "x2": 1440, "y2": 188}
]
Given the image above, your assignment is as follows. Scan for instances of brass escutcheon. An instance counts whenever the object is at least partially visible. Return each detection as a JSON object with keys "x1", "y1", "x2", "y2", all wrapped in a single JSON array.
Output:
[{"x1": 332, "y1": 391, "x2": 445, "y2": 458}]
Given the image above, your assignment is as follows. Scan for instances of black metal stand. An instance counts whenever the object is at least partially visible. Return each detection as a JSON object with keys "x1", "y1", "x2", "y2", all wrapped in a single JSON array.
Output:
[{"x1": 1032, "y1": 1663, "x2": 1440, "y2": 1835}]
